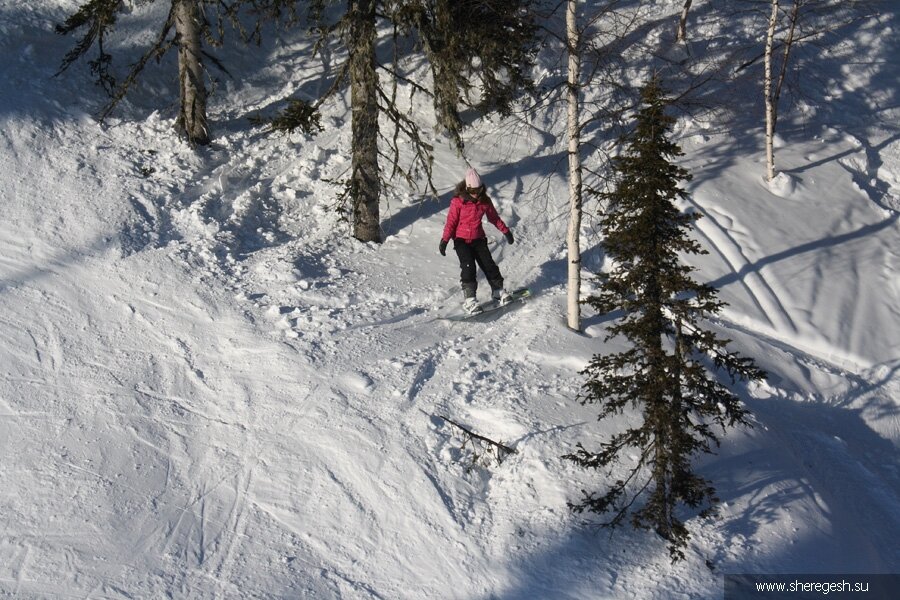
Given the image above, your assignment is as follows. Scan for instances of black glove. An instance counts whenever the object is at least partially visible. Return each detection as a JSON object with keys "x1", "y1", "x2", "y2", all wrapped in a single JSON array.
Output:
[
  {"x1": 439, "y1": 239, "x2": 448, "y2": 256},
  {"x1": 505, "y1": 231, "x2": 514, "y2": 244}
]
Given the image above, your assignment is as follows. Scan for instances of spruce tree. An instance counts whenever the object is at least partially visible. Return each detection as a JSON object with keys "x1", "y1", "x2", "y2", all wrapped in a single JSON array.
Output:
[
  {"x1": 400, "y1": 0, "x2": 537, "y2": 151},
  {"x1": 565, "y1": 77, "x2": 765, "y2": 562}
]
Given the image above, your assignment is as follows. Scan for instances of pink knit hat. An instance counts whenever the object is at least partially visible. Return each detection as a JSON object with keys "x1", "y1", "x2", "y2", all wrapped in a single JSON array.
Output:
[{"x1": 465, "y1": 168, "x2": 482, "y2": 189}]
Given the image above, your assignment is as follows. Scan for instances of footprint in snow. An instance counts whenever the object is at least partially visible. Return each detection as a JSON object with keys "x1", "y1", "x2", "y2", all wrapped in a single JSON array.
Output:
[{"x1": 341, "y1": 371, "x2": 375, "y2": 395}]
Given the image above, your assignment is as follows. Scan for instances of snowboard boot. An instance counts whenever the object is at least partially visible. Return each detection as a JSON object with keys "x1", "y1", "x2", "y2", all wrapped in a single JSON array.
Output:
[
  {"x1": 461, "y1": 282, "x2": 480, "y2": 314},
  {"x1": 491, "y1": 287, "x2": 513, "y2": 306},
  {"x1": 463, "y1": 297, "x2": 483, "y2": 315}
]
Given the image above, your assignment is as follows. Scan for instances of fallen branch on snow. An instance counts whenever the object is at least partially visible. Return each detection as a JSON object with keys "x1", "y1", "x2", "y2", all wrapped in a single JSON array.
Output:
[{"x1": 437, "y1": 415, "x2": 517, "y2": 468}]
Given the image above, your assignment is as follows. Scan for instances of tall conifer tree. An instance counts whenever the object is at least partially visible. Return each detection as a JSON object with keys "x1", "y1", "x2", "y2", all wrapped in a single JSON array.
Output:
[
  {"x1": 565, "y1": 77, "x2": 765, "y2": 561},
  {"x1": 404, "y1": 0, "x2": 537, "y2": 151}
]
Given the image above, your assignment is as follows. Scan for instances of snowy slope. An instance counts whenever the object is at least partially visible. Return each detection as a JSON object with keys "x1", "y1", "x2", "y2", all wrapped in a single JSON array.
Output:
[{"x1": 1, "y1": 1, "x2": 899, "y2": 598}]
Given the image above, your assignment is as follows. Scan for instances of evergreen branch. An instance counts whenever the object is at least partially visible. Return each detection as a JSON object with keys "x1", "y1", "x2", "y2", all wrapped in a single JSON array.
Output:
[
  {"x1": 253, "y1": 98, "x2": 324, "y2": 135},
  {"x1": 314, "y1": 59, "x2": 351, "y2": 108},
  {"x1": 605, "y1": 470, "x2": 655, "y2": 528},
  {"x1": 374, "y1": 84, "x2": 437, "y2": 196},
  {"x1": 55, "y1": 0, "x2": 120, "y2": 60},
  {"x1": 55, "y1": 0, "x2": 121, "y2": 92},
  {"x1": 98, "y1": 4, "x2": 177, "y2": 122},
  {"x1": 571, "y1": 441, "x2": 655, "y2": 530},
  {"x1": 388, "y1": 20, "x2": 402, "y2": 180},
  {"x1": 201, "y1": 49, "x2": 233, "y2": 78},
  {"x1": 312, "y1": 12, "x2": 347, "y2": 60},
  {"x1": 376, "y1": 63, "x2": 432, "y2": 97},
  {"x1": 532, "y1": 0, "x2": 567, "y2": 45},
  {"x1": 258, "y1": 58, "x2": 348, "y2": 133}
]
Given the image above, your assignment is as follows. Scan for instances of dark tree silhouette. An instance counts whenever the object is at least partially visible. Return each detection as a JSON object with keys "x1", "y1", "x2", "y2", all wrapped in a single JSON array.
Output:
[{"x1": 565, "y1": 77, "x2": 765, "y2": 562}]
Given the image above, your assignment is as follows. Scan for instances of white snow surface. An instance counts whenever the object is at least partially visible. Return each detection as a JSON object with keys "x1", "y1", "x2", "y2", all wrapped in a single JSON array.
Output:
[{"x1": 1, "y1": 1, "x2": 899, "y2": 598}]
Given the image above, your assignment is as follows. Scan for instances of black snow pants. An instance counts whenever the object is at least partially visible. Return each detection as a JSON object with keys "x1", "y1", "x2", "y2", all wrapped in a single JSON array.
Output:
[{"x1": 453, "y1": 237, "x2": 503, "y2": 299}]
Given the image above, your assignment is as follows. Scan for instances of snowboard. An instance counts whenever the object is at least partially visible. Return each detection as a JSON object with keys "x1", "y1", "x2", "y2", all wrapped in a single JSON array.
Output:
[{"x1": 443, "y1": 288, "x2": 531, "y2": 322}]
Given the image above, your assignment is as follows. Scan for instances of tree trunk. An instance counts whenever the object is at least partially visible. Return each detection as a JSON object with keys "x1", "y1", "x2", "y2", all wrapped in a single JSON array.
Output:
[
  {"x1": 349, "y1": 0, "x2": 381, "y2": 242},
  {"x1": 174, "y1": 0, "x2": 209, "y2": 145},
  {"x1": 431, "y1": 0, "x2": 464, "y2": 150},
  {"x1": 565, "y1": 0, "x2": 583, "y2": 332},
  {"x1": 647, "y1": 298, "x2": 671, "y2": 540},
  {"x1": 432, "y1": 64, "x2": 463, "y2": 151},
  {"x1": 764, "y1": 0, "x2": 778, "y2": 182},
  {"x1": 773, "y1": 1, "x2": 801, "y2": 133},
  {"x1": 676, "y1": 0, "x2": 692, "y2": 43}
]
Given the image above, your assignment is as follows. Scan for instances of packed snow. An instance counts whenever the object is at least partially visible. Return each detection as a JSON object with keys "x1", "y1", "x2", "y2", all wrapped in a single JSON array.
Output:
[{"x1": 1, "y1": 1, "x2": 898, "y2": 598}]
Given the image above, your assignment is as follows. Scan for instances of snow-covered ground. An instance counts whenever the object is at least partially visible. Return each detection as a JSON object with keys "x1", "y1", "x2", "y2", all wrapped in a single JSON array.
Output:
[{"x1": 1, "y1": 1, "x2": 899, "y2": 598}]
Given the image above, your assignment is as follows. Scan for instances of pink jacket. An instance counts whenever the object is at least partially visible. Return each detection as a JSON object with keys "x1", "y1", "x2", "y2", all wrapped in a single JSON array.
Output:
[{"x1": 441, "y1": 185, "x2": 510, "y2": 243}]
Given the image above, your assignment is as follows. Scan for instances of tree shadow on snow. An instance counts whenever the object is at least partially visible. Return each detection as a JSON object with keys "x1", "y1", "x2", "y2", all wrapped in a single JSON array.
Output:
[
  {"x1": 786, "y1": 132, "x2": 900, "y2": 213},
  {"x1": 705, "y1": 393, "x2": 900, "y2": 575},
  {"x1": 381, "y1": 197, "x2": 448, "y2": 239},
  {"x1": 489, "y1": 378, "x2": 900, "y2": 598},
  {"x1": 703, "y1": 212, "x2": 899, "y2": 294},
  {"x1": 0, "y1": 234, "x2": 118, "y2": 292},
  {"x1": 487, "y1": 528, "x2": 623, "y2": 600}
]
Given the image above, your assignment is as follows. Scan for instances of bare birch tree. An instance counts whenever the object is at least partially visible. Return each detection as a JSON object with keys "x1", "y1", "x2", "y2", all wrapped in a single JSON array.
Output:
[
  {"x1": 174, "y1": 0, "x2": 209, "y2": 145},
  {"x1": 558, "y1": 1, "x2": 658, "y2": 331},
  {"x1": 676, "y1": 0, "x2": 692, "y2": 43},
  {"x1": 565, "y1": 0, "x2": 583, "y2": 331},
  {"x1": 534, "y1": 1, "x2": 657, "y2": 331},
  {"x1": 754, "y1": 0, "x2": 875, "y2": 182},
  {"x1": 764, "y1": 0, "x2": 779, "y2": 182}
]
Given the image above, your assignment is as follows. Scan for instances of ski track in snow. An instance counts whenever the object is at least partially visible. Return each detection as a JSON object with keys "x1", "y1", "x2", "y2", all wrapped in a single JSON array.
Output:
[{"x1": 698, "y1": 204, "x2": 797, "y2": 333}]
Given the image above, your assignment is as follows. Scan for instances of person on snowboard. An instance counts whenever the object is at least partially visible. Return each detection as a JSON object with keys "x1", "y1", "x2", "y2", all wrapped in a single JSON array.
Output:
[{"x1": 439, "y1": 168, "x2": 514, "y2": 315}]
